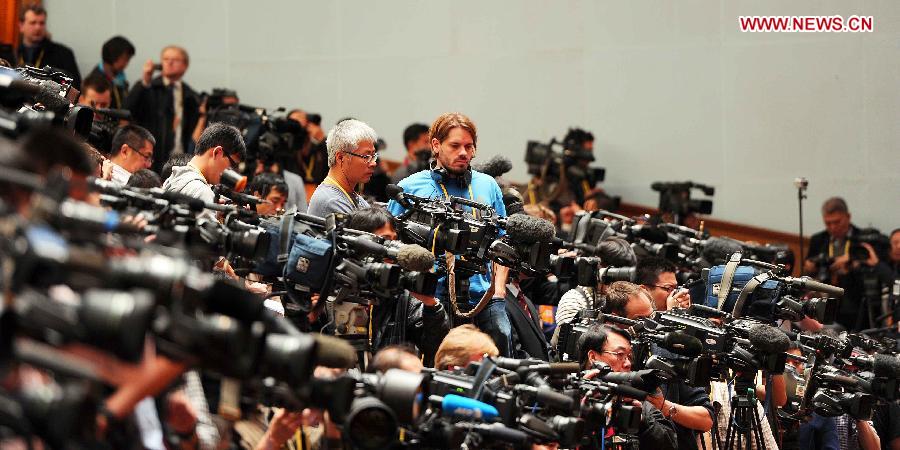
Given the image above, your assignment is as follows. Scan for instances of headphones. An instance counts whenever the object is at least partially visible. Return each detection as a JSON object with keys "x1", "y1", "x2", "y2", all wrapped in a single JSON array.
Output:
[{"x1": 429, "y1": 159, "x2": 472, "y2": 188}]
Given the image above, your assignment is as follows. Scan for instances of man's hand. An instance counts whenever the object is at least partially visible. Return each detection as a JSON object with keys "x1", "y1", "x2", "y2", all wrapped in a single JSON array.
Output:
[
  {"x1": 255, "y1": 408, "x2": 305, "y2": 450},
  {"x1": 166, "y1": 390, "x2": 198, "y2": 435},
  {"x1": 101, "y1": 158, "x2": 114, "y2": 181},
  {"x1": 410, "y1": 292, "x2": 437, "y2": 307},
  {"x1": 803, "y1": 259, "x2": 818, "y2": 275},
  {"x1": 861, "y1": 242, "x2": 880, "y2": 267},
  {"x1": 830, "y1": 253, "x2": 850, "y2": 275},
  {"x1": 141, "y1": 59, "x2": 155, "y2": 86},
  {"x1": 666, "y1": 288, "x2": 691, "y2": 310}
]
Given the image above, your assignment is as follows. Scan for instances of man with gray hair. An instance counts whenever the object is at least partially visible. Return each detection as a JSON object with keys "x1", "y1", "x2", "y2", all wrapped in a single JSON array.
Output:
[{"x1": 307, "y1": 119, "x2": 378, "y2": 217}]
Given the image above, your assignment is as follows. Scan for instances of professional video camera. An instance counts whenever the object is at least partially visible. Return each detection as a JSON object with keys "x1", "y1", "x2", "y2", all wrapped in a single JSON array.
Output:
[
  {"x1": 699, "y1": 252, "x2": 844, "y2": 324},
  {"x1": 386, "y1": 184, "x2": 555, "y2": 277},
  {"x1": 86, "y1": 107, "x2": 131, "y2": 153},
  {"x1": 807, "y1": 228, "x2": 889, "y2": 282},
  {"x1": 0, "y1": 66, "x2": 93, "y2": 138},
  {"x1": 207, "y1": 99, "x2": 308, "y2": 173},
  {"x1": 568, "y1": 210, "x2": 678, "y2": 260},
  {"x1": 650, "y1": 181, "x2": 714, "y2": 224}
]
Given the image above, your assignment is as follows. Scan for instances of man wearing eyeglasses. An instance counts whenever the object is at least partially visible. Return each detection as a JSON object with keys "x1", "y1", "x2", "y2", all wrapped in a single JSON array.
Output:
[
  {"x1": 307, "y1": 119, "x2": 377, "y2": 218},
  {"x1": 108, "y1": 125, "x2": 156, "y2": 185},
  {"x1": 600, "y1": 281, "x2": 715, "y2": 450},
  {"x1": 636, "y1": 256, "x2": 691, "y2": 311},
  {"x1": 580, "y1": 324, "x2": 678, "y2": 449},
  {"x1": 163, "y1": 123, "x2": 246, "y2": 205}
]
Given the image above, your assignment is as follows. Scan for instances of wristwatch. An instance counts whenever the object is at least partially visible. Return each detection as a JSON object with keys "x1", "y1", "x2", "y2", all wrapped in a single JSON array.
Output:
[{"x1": 667, "y1": 404, "x2": 678, "y2": 420}]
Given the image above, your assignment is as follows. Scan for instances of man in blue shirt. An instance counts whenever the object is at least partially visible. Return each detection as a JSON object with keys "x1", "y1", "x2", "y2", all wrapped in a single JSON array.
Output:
[{"x1": 388, "y1": 112, "x2": 512, "y2": 356}]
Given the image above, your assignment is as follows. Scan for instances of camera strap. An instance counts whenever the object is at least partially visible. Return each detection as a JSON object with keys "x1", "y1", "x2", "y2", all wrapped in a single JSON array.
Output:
[
  {"x1": 445, "y1": 251, "x2": 496, "y2": 319},
  {"x1": 731, "y1": 272, "x2": 772, "y2": 319},
  {"x1": 717, "y1": 252, "x2": 743, "y2": 311},
  {"x1": 277, "y1": 212, "x2": 295, "y2": 264},
  {"x1": 576, "y1": 286, "x2": 596, "y2": 310}
]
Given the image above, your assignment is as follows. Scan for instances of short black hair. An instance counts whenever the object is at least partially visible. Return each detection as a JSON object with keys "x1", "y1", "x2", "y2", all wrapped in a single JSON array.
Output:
[
  {"x1": 635, "y1": 256, "x2": 677, "y2": 286},
  {"x1": 126, "y1": 169, "x2": 162, "y2": 188},
  {"x1": 161, "y1": 153, "x2": 192, "y2": 181},
  {"x1": 248, "y1": 172, "x2": 287, "y2": 198},
  {"x1": 576, "y1": 324, "x2": 630, "y2": 367},
  {"x1": 195, "y1": 123, "x2": 246, "y2": 161},
  {"x1": 596, "y1": 237, "x2": 637, "y2": 267},
  {"x1": 81, "y1": 72, "x2": 111, "y2": 94},
  {"x1": 110, "y1": 124, "x2": 155, "y2": 157},
  {"x1": 101, "y1": 36, "x2": 135, "y2": 64},
  {"x1": 403, "y1": 123, "x2": 429, "y2": 149},
  {"x1": 347, "y1": 206, "x2": 395, "y2": 234}
]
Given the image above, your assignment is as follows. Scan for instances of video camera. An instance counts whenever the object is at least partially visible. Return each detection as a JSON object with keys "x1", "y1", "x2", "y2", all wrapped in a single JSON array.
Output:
[
  {"x1": 0, "y1": 66, "x2": 93, "y2": 138},
  {"x1": 651, "y1": 181, "x2": 714, "y2": 223}
]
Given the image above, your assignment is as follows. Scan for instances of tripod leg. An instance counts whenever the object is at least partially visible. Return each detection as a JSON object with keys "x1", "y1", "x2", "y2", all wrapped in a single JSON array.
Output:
[{"x1": 750, "y1": 405, "x2": 766, "y2": 450}]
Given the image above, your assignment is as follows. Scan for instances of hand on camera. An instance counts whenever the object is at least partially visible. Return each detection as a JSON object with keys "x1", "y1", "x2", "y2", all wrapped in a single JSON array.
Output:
[{"x1": 666, "y1": 288, "x2": 691, "y2": 310}]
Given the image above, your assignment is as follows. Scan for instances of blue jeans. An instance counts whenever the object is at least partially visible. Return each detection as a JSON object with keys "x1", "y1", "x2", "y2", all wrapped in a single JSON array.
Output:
[{"x1": 474, "y1": 297, "x2": 513, "y2": 358}]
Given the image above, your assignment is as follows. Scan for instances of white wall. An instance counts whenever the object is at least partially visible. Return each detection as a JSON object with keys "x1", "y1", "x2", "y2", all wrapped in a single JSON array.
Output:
[{"x1": 46, "y1": 0, "x2": 900, "y2": 234}]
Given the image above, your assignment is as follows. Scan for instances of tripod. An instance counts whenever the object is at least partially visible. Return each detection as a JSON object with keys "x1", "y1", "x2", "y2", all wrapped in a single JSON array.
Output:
[{"x1": 718, "y1": 378, "x2": 769, "y2": 450}]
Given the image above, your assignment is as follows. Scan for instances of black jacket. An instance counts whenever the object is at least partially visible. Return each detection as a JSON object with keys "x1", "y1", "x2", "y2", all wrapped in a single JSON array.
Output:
[
  {"x1": 1, "y1": 39, "x2": 81, "y2": 88},
  {"x1": 371, "y1": 291, "x2": 450, "y2": 367},
  {"x1": 504, "y1": 286, "x2": 550, "y2": 361},
  {"x1": 124, "y1": 76, "x2": 200, "y2": 173}
]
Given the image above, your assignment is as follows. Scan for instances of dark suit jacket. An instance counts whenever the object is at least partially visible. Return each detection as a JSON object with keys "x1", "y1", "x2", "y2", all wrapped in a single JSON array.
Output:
[
  {"x1": 0, "y1": 40, "x2": 81, "y2": 88},
  {"x1": 124, "y1": 76, "x2": 200, "y2": 173},
  {"x1": 505, "y1": 286, "x2": 550, "y2": 361}
]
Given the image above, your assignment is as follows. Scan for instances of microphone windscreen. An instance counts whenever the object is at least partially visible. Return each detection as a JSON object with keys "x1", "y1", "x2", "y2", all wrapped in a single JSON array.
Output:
[
  {"x1": 505, "y1": 201, "x2": 525, "y2": 216},
  {"x1": 203, "y1": 279, "x2": 266, "y2": 321},
  {"x1": 505, "y1": 214, "x2": 555, "y2": 243},
  {"x1": 396, "y1": 244, "x2": 435, "y2": 272},
  {"x1": 442, "y1": 394, "x2": 499, "y2": 421},
  {"x1": 660, "y1": 332, "x2": 703, "y2": 357},
  {"x1": 311, "y1": 334, "x2": 357, "y2": 369},
  {"x1": 33, "y1": 80, "x2": 72, "y2": 112},
  {"x1": 873, "y1": 354, "x2": 900, "y2": 378},
  {"x1": 702, "y1": 237, "x2": 745, "y2": 265},
  {"x1": 386, "y1": 183, "x2": 404, "y2": 200},
  {"x1": 473, "y1": 155, "x2": 513, "y2": 178},
  {"x1": 748, "y1": 324, "x2": 791, "y2": 354}
]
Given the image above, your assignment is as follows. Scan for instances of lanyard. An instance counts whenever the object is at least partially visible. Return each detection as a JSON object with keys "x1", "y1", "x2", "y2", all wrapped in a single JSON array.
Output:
[
  {"x1": 18, "y1": 47, "x2": 44, "y2": 68},
  {"x1": 582, "y1": 180, "x2": 591, "y2": 197},
  {"x1": 828, "y1": 239, "x2": 850, "y2": 258},
  {"x1": 303, "y1": 154, "x2": 316, "y2": 181},
  {"x1": 438, "y1": 181, "x2": 478, "y2": 219},
  {"x1": 323, "y1": 176, "x2": 356, "y2": 207}
]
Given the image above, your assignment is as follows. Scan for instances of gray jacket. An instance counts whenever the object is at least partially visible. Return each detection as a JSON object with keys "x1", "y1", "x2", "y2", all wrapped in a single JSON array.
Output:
[{"x1": 163, "y1": 165, "x2": 215, "y2": 204}]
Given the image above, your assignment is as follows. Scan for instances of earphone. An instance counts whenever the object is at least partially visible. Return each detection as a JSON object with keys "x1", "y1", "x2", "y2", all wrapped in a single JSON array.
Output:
[{"x1": 429, "y1": 158, "x2": 472, "y2": 188}]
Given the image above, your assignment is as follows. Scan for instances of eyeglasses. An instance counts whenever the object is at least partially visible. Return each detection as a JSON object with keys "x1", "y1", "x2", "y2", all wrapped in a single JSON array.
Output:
[
  {"x1": 651, "y1": 284, "x2": 677, "y2": 294},
  {"x1": 227, "y1": 153, "x2": 242, "y2": 170},
  {"x1": 601, "y1": 351, "x2": 633, "y2": 363},
  {"x1": 343, "y1": 150, "x2": 379, "y2": 164},
  {"x1": 135, "y1": 148, "x2": 153, "y2": 161}
]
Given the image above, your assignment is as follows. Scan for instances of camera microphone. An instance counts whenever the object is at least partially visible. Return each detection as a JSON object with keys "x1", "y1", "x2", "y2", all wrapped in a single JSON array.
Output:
[
  {"x1": 386, "y1": 184, "x2": 412, "y2": 209},
  {"x1": 311, "y1": 334, "x2": 357, "y2": 369},
  {"x1": 873, "y1": 354, "x2": 900, "y2": 378},
  {"x1": 701, "y1": 237, "x2": 744, "y2": 266},
  {"x1": 748, "y1": 324, "x2": 791, "y2": 354},
  {"x1": 780, "y1": 276, "x2": 845, "y2": 298},
  {"x1": 473, "y1": 155, "x2": 513, "y2": 178},
  {"x1": 658, "y1": 332, "x2": 703, "y2": 357},
  {"x1": 396, "y1": 244, "x2": 435, "y2": 272},
  {"x1": 505, "y1": 214, "x2": 555, "y2": 244},
  {"x1": 629, "y1": 224, "x2": 669, "y2": 245}
]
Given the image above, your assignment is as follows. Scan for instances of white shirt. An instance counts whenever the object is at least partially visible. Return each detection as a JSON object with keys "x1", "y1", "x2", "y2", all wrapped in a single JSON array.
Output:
[
  {"x1": 163, "y1": 77, "x2": 184, "y2": 155},
  {"x1": 110, "y1": 162, "x2": 131, "y2": 185}
]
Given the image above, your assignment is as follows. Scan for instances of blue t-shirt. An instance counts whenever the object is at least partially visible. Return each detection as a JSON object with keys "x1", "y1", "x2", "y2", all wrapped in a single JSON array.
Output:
[{"x1": 387, "y1": 169, "x2": 507, "y2": 306}]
